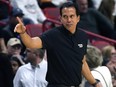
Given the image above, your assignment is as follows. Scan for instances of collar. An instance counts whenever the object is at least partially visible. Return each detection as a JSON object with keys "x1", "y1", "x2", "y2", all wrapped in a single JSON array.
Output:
[
  {"x1": 26, "y1": 59, "x2": 46, "y2": 70},
  {"x1": 59, "y1": 25, "x2": 78, "y2": 36}
]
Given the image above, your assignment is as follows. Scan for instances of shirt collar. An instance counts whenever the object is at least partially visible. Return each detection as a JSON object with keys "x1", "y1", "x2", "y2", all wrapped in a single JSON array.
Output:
[
  {"x1": 59, "y1": 25, "x2": 78, "y2": 36},
  {"x1": 29, "y1": 59, "x2": 46, "y2": 69}
]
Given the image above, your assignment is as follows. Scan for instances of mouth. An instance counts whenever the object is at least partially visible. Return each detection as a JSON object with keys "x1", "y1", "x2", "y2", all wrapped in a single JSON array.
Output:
[{"x1": 66, "y1": 24, "x2": 72, "y2": 27}]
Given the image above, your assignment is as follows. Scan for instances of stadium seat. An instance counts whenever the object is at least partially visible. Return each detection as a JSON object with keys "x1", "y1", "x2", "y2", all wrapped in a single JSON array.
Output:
[
  {"x1": 0, "y1": 0, "x2": 12, "y2": 20},
  {"x1": 91, "y1": 40, "x2": 111, "y2": 50},
  {"x1": 43, "y1": 7, "x2": 60, "y2": 21},
  {"x1": 26, "y1": 24, "x2": 43, "y2": 37}
]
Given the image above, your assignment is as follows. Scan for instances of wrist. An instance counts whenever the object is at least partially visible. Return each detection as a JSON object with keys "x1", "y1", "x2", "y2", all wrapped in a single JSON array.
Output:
[
  {"x1": 92, "y1": 79, "x2": 100, "y2": 87},
  {"x1": 20, "y1": 31, "x2": 26, "y2": 34}
]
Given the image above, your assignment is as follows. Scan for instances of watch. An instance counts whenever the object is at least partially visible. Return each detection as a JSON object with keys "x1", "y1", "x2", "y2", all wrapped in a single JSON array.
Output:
[{"x1": 92, "y1": 79, "x2": 100, "y2": 87}]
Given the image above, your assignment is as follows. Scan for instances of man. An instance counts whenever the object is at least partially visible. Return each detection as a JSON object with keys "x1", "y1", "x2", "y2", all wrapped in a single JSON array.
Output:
[
  {"x1": 7, "y1": 38, "x2": 22, "y2": 56},
  {"x1": 0, "y1": 32, "x2": 14, "y2": 87},
  {"x1": 7, "y1": 37, "x2": 25, "y2": 63},
  {"x1": 13, "y1": 48, "x2": 47, "y2": 87},
  {"x1": 14, "y1": 2, "x2": 102, "y2": 87},
  {"x1": 76, "y1": 0, "x2": 116, "y2": 39},
  {"x1": 0, "y1": 7, "x2": 34, "y2": 46},
  {"x1": 5, "y1": 7, "x2": 34, "y2": 38}
]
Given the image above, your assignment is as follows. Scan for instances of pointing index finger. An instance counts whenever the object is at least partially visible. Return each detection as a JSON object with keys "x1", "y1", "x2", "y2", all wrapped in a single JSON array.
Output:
[{"x1": 16, "y1": 17, "x2": 24, "y2": 25}]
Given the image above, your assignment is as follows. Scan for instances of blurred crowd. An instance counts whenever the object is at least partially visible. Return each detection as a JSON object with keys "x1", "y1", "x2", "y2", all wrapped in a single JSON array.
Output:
[{"x1": 0, "y1": 0, "x2": 116, "y2": 87}]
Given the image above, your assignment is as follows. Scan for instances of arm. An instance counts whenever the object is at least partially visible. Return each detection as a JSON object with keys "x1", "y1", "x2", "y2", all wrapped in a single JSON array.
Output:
[
  {"x1": 82, "y1": 56, "x2": 102, "y2": 87},
  {"x1": 14, "y1": 17, "x2": 42, "y2": 49},
  {"x1": 13, "y1": 68, "x2": 23, "y2": 87},
  {"x1": 0, "y1": 38, "x2": 7, "y2": 53}
]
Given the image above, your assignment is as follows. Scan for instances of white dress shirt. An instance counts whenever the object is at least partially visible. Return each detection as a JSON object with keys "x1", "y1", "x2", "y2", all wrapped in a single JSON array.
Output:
[
  {"x1": 91, "y1": 66, "x2": 113, "y2": 87},
  {"x1": 13, "y1": 59, "x2": 48, "y2": 87}
]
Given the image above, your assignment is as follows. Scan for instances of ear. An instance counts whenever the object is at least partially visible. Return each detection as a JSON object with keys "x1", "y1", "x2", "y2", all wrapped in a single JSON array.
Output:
[{"x1": 77, "y1": 15, "x2": 80, "y2": 23}]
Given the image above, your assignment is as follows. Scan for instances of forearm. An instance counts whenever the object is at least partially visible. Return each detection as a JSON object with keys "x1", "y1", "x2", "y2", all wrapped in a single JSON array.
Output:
[
  {"x1": 0, "y1": 38, "x2": 7, "y2": 53},
  {"x1": 82, "y1": 56, "x2": 96, "y2": 84},
  {"x1": 14, "y1": 17, "x2": 42, "y2": 49},
  {"x1": 20, "y1": 32, "x2": 42, "y2": 48}
]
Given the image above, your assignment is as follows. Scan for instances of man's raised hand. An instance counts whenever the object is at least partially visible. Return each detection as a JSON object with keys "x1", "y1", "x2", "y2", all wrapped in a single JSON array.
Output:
[{"x1": 14, "y1": 17, "x2": 26, "y2": 34}]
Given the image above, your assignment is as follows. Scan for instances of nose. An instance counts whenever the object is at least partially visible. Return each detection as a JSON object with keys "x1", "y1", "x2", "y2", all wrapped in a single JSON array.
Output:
[
  {"x1": 67, "y1": 17, "x2": 71, "y2": 22},
  {"x1": 14, "y1": 47, "x2": 19, "y2": 50}
]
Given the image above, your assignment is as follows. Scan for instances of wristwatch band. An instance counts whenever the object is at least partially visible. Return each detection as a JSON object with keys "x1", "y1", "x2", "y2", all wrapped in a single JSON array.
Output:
[{"x1": 92, "y1": 79, "x2": 100, "y2": 87}]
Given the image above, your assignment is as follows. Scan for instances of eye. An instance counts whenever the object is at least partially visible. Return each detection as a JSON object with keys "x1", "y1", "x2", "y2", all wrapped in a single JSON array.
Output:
[
  {"x1": 26, "y1": 49, "x2": 31, "y2": 53},
  {"x1": 12, "y1": 64, "x2": 17, "y2": 67},
  {"x1": 63, "y1": 15, "x2": 68, "y2": 19},
  {"x1": 70, "y1": 15, "x2": 74, "y2": 18}
]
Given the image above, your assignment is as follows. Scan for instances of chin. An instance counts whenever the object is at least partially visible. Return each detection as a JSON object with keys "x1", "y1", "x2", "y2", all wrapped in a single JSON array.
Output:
[{"x1": 65, "y1": 27, "x2": 71, "y2": 30}]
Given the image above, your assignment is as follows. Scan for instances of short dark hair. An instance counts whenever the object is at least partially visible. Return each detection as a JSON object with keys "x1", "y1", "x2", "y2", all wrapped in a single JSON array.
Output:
[
  {"x1": 35, "y1": 49, "x2": 45, "y2": 59},
  {"x1": 11, "y1": 7, "x2": 24, "y2": 17},
  {"x1": 59, "y1": 1, "x2": 79, "y2": 16},
  {"x1": 39, "y1": 49, "x2": 45, "y2": 59}
]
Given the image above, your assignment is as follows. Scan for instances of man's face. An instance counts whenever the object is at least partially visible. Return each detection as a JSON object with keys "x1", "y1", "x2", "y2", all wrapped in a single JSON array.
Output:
[
  {"x1": 60, "y1": 7, "x2": 80, "y2": 31},
  {"x1": 7, "y1": 44, "x2": 22, "y2": 55},
  {"x1": 76, "y1": 0, "x2": 88, "y2": 13},
  {"x1": 25, "y1": 48, "x2": 36, "y2": 62}
]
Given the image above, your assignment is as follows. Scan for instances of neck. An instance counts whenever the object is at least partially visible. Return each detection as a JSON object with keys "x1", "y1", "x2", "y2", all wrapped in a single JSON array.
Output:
[
  {"x1": 31, "y1": 58, "x2": 43, "y2": 66},
  {"x1": 69, "y1": 28, "x2": 76, "y2": 34},
  {"x1": 68, "y1": 26, "x2": 76, "y2": 34}
]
